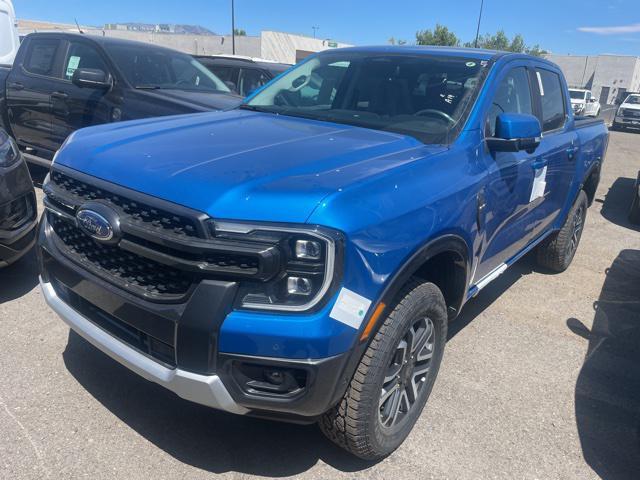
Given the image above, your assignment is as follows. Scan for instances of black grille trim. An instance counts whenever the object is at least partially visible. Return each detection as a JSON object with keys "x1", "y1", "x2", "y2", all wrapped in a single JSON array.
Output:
[{"x1": 0, "y1": 193, "x2": 36, "y2": 232}]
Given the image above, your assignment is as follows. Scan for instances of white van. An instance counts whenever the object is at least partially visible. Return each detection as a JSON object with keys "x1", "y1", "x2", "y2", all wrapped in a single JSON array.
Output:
[{"x1": 0, "y1": 0, "x2": 19, "y2": 66}]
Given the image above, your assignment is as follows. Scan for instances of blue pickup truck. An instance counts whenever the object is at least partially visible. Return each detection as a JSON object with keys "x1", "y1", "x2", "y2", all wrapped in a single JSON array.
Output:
[{"x1": 37, "y1": 46, "x2": 608, "y2": 459}]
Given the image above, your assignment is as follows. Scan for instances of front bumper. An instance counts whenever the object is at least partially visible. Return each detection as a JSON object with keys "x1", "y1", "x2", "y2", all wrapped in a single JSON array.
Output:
[
  {"x1": 41, "y1": 278, "x2": 248, "y2": 414},
  {"x1": 614, "y1": 116, "x2": 640, "y2": 129},
  {"x1": 39, "y1": 214, "x2": 354, "y2": 419},
  {"x1": 0, "y1": 159, "x2": 37, "y2": 267}
]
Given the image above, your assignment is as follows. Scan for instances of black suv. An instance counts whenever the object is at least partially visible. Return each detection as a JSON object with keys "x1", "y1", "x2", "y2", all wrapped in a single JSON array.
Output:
[
  {"x1": 0, "y1": 129, "x2": 37, "y2": 267},
  {"x1": 195, "y1": 55, "x2": 290, "y2": 97}
]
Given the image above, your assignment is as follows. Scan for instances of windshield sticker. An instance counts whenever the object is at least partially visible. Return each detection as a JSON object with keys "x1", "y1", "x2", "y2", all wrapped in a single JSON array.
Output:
[
  {"x1": 466, "y1": 61, "x2": 476, "y2": 68},
  {"x1": 66, "y1": 56, "x2": 80, "y2": 78},
  {"x1": 330, "y1": 288, "x2": 372, "y2": 329}
]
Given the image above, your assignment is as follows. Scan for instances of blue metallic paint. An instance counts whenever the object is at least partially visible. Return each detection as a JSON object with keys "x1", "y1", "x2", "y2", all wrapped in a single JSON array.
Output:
[{"x1": 53, "y1": 49, "x2": 609, "y2": 360}]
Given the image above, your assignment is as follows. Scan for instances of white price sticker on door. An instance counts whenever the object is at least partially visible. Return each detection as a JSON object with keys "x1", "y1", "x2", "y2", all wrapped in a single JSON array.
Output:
[{"x1": 530, "y1": 165, "x2": 547, "y2": 202}]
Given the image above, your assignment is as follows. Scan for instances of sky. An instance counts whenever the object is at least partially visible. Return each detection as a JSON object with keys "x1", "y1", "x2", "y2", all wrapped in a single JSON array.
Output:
[{"x1": 12, "y1": 0, "x2": 640, "y2": 56}]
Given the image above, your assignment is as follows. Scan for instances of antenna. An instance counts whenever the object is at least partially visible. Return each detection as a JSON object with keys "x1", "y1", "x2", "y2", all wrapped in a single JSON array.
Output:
[{"x1": 74, "y1": 18, "x2": 84, "y2": 34}]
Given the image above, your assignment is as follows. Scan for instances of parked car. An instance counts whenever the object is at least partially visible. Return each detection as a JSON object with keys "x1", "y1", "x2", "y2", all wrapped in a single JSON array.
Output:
[
  {"x1": 630, "y1": 171, "x2": 640, "y2": 224},
  {"x1": 38, "y1": 46, "x2": 609, "y2": 459},
  {"x1": 0, "y1": 32, "x2": 242, "y2": 167},
  {"x1": 613, "y1": 94, "x2": 640, "y2": 131},
  {"x1": 195, "y1": 55, "x2": 290, "y2": 97},
  {"x1": 0, "y1": 128, "x2": 36, "y2": 267},
  {"x1": 0, "y1": 0, "x2": 19, "y2": 66},
  {"x1": 569, "y1": 88, "x2": 600, "y2": 117}
]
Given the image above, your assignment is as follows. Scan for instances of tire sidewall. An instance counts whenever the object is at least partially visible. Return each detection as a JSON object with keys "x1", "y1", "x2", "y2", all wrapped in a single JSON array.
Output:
[{"x1": 366, "y1": 284, "x2": 448, "y2": 455}]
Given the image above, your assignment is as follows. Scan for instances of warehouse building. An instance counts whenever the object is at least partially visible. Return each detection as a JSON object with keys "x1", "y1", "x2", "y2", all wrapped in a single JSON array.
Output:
[
  {"x1": 18, "y1": 19, "x2": 351, "y2": 64},
  {"x1": 545, "y1": 53, "x2": 640, "y2": 105}
]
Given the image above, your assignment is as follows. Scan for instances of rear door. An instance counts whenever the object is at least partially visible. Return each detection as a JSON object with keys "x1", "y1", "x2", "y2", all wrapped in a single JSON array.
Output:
[
  {"x1": 475, "y1": 63, "x2": 539, "y2": 281},
  {"x1": 6, "y1": 36, "x2": 65, "y2": 154},
  {"x1": 50, "y1": 39, "x2": 115, "y2": 146},
  {"x1": 529, "y1": 66, "x2": 577, "y2": 234}
]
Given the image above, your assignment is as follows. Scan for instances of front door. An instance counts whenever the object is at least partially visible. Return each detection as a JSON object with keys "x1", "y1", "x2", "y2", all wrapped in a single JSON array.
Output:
[
  {"x1": 50, "y1": 39, "x2": 115, "y2": 147},
  {"x1": 475, "y1": 64, "x2": 540, "y2": 282}
]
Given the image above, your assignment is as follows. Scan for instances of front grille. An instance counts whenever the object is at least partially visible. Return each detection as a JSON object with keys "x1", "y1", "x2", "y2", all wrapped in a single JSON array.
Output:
[
  {"x1": 620, "y1": 108, "x2": 640, "y2": 119},
  {"x1": 0, "y1": 194, "x2": 35, "y2": 232},
  {"x1": 51, "y1": 170, "x2": 201, "y2": 238},
  {"x1": 50, "y1": 216, "x2": 194, "y2": 298}
]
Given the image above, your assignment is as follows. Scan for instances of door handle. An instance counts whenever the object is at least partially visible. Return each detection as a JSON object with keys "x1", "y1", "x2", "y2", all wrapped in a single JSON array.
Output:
[
  {"x1": 8, "y1": 82, "x2": 24, "y2": 90},
  {"x1": 51, "y1": 91, "x2": 69, "y2": 100},
  {"x1": 566, "y1": 145, "x2": 579, "y2": 160},
  {"x1": 531, "y1": 158, "x2": 547, "y2": 170}
]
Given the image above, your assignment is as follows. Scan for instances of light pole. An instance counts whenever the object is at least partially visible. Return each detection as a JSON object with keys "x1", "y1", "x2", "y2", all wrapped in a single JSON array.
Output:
[
  {"x1": 231, "y1": 0, "x2": 236, "y2": 54},
  {"x1": 474, "y1": 0, "x2": 484, "y2": 48},
  {"x1": 312, "y1": 26, "x2": 319, "y2": 38}
]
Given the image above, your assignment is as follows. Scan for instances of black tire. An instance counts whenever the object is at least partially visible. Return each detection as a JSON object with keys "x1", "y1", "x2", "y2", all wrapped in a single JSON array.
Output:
[
  {"x1": 536, "y1": 190, "x2": 588, "y2": 272},
  {"x1": 319, "y1": 280, "x2": 447, "y2": 460}
]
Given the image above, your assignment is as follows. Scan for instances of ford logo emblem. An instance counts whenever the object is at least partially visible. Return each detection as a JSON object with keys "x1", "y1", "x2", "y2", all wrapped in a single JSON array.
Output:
[{"x1": 76, "y1": 203, "x2": 121, "y2": 244}]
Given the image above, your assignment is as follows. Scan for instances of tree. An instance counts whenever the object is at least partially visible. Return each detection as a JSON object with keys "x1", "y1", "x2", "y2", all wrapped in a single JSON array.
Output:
[
  {"x1": 233, "y1": 28, "x2": 246, "y2": 36},
  {"x1": 465, "y1": 29, "x2": 548, "y2": 56},
  {"x1": 415, "y1": 24, "x2": 459, "y2": 47}
]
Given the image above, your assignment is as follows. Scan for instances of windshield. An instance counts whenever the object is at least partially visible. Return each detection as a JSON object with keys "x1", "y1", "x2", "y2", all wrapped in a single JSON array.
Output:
[
  {"x1": 569, "y1": 90, "x2": 586, "y2": 100},
  {"x1": 625, "y1": 95, "x2": 640, "y2": 104},
  {"x1": 245, "y1": 52, "x2": 490, "y2": 144},
  {"x1": 105, "y1": 44, "x2": 230, "y2": 93}
]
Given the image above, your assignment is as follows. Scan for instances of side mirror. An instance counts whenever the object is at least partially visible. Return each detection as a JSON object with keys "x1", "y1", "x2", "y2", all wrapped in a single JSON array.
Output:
[
  {"x1": 72, "y1": 68, "x2": 112, "y2": 89},
  {"x1": 486, "y1": 113, "x2": 542, "y2": 154}
]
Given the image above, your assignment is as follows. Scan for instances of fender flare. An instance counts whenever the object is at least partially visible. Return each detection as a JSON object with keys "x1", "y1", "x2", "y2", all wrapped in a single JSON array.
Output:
[{"x1": 326, "y1": 234, "x2": 472, "y2": 410}]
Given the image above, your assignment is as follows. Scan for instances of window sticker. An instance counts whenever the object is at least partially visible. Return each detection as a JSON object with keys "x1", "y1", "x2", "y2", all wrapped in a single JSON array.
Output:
[
  {"x1": 330, "y1": 288, "x2": 372, "y2": 329},
  {"x1": 66, "y1": 55, "x2": 80, "y2": 78},
  {"x1": 536, "y1": 71, "x2": 545, "y2": 96},
  {"x1": 530, "y1": 165, "x2": 547, "y2": 202}
]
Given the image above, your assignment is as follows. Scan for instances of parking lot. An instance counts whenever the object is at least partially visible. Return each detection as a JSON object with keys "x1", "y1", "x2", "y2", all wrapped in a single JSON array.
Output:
[{"x1": 0, "y1": 127, "x2": 638, "y2": 480}]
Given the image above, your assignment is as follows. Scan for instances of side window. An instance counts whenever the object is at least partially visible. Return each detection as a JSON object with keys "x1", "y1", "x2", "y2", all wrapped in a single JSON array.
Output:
[
  {"x1": 209, "y1": 65, "x2": 236, "y2": 84},
  {"x1": 238, "y1": 68, "x2": 268, "y2": 96},
  {"x1": 24, "y1": 39, "x2": 60, "y2": 77},
  {"x1": 486, "y1": 67, "x2": 533, "y2": 137},
  {"x1": 64, "y1": 42, "x2": 108, "y2": 80},
  {"x1": 536, "y1": 69, "x2": 566, "y2": 132}
]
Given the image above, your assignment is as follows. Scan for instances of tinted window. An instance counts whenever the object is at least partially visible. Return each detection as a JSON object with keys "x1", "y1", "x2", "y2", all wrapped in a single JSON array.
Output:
[
  {"x1": 537, "y1": 69, "x2": 566, "y2": 131},
  {"x1": 239, "y1": 68, "x2": 269, "y2": 96},
  {"x1": 105, "y1": 44, "x2": 230, "y2": 93},
  {"x1": 247, "y1": 53, "x2": 490, "y2": 144},
  {"x1": 486, "y1": 67, "x2": 533, "y2": 137},
  {"x1": 24, "y1": 39, "x2": 60, "y2": 76},
  {"x1": 64, "y1": 42, "x2": 108, "y2": 80},
  {"x1": 208, "y1": 65, "x2": 236, "y2": 83}
]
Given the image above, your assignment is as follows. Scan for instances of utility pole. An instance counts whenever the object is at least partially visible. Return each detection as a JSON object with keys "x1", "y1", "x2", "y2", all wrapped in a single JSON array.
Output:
[
  {"x1": 312, "y1": 26, "x2": 319, "y2": 38},
  {"x1": 474, "y1": 0, "x2": 484, "y2": 48},
  {"x1": 231, "y1": 0, "x2": 236, "y2": 54}
]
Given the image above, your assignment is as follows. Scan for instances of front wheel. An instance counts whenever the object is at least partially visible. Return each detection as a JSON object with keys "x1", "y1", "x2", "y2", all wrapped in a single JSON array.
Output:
[
  {"x1": 536, "y1": 190, "x2": 588, "y2": 272},
  {"x1": 319, "y1": 280, "x2": 447, "y2": 460}
]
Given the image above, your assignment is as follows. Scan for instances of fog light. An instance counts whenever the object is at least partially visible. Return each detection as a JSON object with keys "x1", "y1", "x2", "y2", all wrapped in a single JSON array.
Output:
[
  {"x1": 295, "y1": 239, "x2": 321, "y2": 260},
  {"x1": 287, "y1": 276, "x2": 312, "y2": 295}
]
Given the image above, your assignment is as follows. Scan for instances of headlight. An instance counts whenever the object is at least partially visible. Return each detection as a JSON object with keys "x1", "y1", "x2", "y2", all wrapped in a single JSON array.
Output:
[
  {"x1": 212, "y1": 220, "x2": 343, "y2": 312},
  {"x1": 0, "y1": 130, "x2": 20, "y2": 168}
]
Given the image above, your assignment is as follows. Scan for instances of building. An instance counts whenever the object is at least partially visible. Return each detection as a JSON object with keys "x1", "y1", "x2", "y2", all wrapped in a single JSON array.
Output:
[
  {"x1": 546, "y1": 53, "x2": 640, "y2": 105},
  {"x1": 17, "y1": 19, "x2": 352, "y2": 64}
]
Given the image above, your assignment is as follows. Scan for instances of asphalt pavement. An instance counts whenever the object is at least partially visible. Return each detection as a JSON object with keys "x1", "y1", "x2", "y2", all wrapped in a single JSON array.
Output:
[{"x1": 0, "y1": 128, "x2": 639, "y2": 480}]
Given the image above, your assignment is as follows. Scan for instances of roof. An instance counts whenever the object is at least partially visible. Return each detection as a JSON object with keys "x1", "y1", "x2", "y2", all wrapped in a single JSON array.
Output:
[
  {"x1": 23, "y1": 31, "x2": 184, "y2": 54},
  {"x1": 324, "y1": 45, "x2": 502, "y2": 60},
  {"x1": 195, "y1": 55, "x2": 291, "y2": 69}
]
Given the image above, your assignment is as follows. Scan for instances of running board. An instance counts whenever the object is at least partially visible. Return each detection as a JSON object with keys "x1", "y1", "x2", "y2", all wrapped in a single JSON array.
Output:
[{"x1": 469, "y1": 263, "x2": 507, "y2": 297}]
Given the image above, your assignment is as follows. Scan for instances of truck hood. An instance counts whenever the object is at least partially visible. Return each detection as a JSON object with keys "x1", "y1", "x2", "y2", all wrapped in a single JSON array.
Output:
[
  {"x1": 135, "y1": 88, "x2": 243, "y2": 111},
  {"x1": 620, "y1": 103, "x2": 640, "y2": 111},
  {"x1": 56, "y1": 110, "x2": 437, "y2": 223}
]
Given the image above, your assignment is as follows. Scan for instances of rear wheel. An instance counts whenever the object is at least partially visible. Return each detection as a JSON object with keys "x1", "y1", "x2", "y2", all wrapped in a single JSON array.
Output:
[
  {"x1": 319, "y1": 280, "x2": 447, "y2": 460},
  {"x1": 536, "y1": 190, "x2": 588, "y2": 272}
]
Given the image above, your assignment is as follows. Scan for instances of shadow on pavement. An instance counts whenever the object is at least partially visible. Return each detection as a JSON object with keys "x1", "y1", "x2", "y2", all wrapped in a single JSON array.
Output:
[
  {"x1": 0, "y1": 248, "x2": 39, "y2": 304},
  {"x1": 62, "y1": 330, "x2": 378, "y2": 476},
  {"x1": 568, "y1": 249, "x2": 640, "y2": 479},
  {"x1": 599, "y1": 177, "x2": 640, "y2": 232}
]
